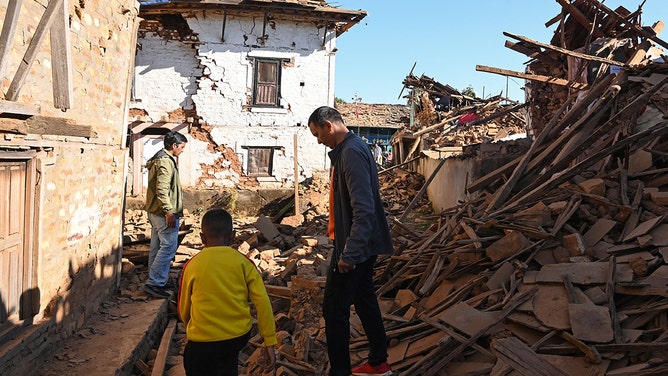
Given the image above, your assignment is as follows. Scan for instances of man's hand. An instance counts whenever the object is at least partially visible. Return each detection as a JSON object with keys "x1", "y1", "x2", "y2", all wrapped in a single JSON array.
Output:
[
  {"x1": 337, "y1": 259, "x2": 356, "y2": 273},
  {"x1": 263, "y1": 346, "x2": 276, "y2": 375},
  {"x1": 166, "y1": 212, "x2": 176, "y2": 228}
]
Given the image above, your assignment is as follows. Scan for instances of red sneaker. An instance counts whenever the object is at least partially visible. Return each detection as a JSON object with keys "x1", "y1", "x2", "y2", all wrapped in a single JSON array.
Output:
[{"x1": 351, "y1": 361, "x2": 392, "y2": 376}]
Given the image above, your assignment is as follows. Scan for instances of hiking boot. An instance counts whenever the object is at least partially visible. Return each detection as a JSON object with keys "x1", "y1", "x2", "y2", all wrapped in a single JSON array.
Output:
[
  {"x1": 351, "y1": 361, "x2": 392, "y2": 376},
  {"x1": 143, "y1": 284, "x2": 172, "y2": 299},
  {"x1": 163, "y1": 281, "x2": 177, "y2": 290}
]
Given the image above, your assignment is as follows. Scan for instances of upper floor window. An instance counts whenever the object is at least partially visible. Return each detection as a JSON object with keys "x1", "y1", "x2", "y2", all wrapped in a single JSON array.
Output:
[{"x1": 253, "y1": 58, "x2": 282, "y2": 107}]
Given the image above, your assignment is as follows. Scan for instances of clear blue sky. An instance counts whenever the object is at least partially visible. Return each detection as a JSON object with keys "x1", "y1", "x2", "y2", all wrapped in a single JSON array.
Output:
[{"x1": 332, "y1": 0, "x2": 667, "y2": 104}]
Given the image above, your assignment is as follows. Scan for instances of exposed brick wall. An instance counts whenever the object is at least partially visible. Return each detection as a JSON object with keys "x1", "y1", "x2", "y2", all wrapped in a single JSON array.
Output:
[
  {"x1": 132, "y1": 11, "x2": 337, "y2": 190},
  {"x1": 0, "y1": 0, "x2": 140, "y2": 374}
]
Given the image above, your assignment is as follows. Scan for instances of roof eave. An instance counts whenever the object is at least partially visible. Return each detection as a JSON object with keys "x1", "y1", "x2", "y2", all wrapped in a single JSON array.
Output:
[{"x1": 139, "y1": 0, "x2": 367, "y2": 36}]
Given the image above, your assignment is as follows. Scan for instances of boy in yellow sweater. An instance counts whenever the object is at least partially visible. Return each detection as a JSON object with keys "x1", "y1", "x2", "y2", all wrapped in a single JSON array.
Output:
[{"x1": 178, "y1": 208, "x2": 276, "y2": 375}]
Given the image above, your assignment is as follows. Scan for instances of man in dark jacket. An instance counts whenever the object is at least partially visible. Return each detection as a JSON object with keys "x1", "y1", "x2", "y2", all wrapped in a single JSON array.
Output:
[
  {"x1": 308, "y1": 106, "x2": 394, "y2": 376},
  {"x1": 143, "y1": 131, "x2": 187, "y2": 299}
]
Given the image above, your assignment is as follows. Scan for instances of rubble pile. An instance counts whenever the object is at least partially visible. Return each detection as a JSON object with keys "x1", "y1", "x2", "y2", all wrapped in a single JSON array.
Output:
[
  {"x1": 397, "y1": 74, "x2": 528, "y2": 156},
  {"x1": 122, "y1": 1, "x2": 668, "y2": 375},
  {"x1": 361, "y1": 1, "x2": 668, "y2": 375}
]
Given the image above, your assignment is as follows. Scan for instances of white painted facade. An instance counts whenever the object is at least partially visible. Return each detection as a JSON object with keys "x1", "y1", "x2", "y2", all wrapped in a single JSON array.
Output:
[{"x1": 133, "y1": 11, "x2": 339, "y2": 188}]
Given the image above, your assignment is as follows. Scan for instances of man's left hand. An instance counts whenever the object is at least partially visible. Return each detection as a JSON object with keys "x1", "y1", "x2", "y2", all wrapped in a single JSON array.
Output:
[
  {"x1": 337, "y1": 259, "x2": 356, "y2": 273},
  {"x1": 166, "y1": 212, "x2": 177, "y2": 228}
]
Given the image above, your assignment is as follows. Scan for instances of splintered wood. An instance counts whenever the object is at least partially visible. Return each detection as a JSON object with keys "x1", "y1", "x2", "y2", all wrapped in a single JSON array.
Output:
[
  {"x1": 355, "y1": 1, "x2": 668, "y2": 375},
  {"x1": 125, "y1": 1, "x2": 668, "y2": 374}
]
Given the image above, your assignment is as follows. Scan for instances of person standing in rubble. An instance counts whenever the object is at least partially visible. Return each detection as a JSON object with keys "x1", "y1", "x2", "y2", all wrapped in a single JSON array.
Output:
[
  {"x1": 308, "y1": 106, "x2": 394, "y2": 376},
  {"x1": 373, "y1": 142, "x2": 383, "y2": 166},
  {"x1": 143, "y1": 131, "x2": 187, "y2": 299},
  {"x1": 178, "y1": 208, "x2": 276, "y2": 376}
]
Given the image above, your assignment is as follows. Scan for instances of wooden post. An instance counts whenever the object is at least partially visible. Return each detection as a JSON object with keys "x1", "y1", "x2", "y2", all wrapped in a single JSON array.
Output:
[{"x1": 294, "y1": 133, "x2": 299, "y2": 216}]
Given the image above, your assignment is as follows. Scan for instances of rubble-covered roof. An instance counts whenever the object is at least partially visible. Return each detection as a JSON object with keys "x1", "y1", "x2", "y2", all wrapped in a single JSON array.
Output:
[{"x1": 335, "y1": 102, "x2": 409, "y2": 129}]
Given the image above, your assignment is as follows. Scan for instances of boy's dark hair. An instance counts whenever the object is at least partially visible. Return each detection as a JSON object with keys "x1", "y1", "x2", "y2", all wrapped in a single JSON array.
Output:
[
  {"x1": 164, "y1": 131, "x2": 188, "y2": 150},
  {"x1": 201, "y1": 209, "x2": 233, "y2": 240},
  {"x1": 308, "y1": 106, "x2": 344, "y2": 127}
]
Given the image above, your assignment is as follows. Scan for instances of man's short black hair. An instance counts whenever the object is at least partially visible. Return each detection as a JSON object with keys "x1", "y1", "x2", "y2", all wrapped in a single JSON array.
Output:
[
  {"x1": 201, "y1": 208, "x2": 234, "y2": 240},
  {"x1": 164, "y1": 131, "x2": 188, "y2": 150},
  {"x1": 308, "y1": 106, "x2": 344, "y2": 127}
]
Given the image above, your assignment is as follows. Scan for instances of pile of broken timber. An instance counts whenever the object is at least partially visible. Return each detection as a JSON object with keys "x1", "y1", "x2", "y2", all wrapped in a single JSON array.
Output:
[
  {"x1": 398, "y1": 74, "x2": 527, "y2": 160},
  {"x1": 361, "y1": 11, "x2": 668, "y2": 376}
]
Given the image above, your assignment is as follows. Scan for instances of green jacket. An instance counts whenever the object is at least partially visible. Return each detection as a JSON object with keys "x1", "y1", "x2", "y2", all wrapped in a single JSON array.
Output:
[{"x1": 144, "y1": 149, "x2": 183, "y2": 217}]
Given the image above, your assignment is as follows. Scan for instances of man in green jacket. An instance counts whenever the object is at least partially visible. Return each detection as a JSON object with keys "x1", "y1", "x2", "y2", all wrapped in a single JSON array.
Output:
[{"x1": 143, "y1": 131, "x2": 187, "y2": 298}]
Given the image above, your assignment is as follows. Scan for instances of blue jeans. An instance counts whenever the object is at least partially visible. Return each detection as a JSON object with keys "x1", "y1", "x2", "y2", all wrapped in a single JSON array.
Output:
[
  {"x1": 147, "y1": 212, "x2": 180, "y2": 287},
  {"x1": 323, "y1": 255, "x2": 388, "y2": 376}
]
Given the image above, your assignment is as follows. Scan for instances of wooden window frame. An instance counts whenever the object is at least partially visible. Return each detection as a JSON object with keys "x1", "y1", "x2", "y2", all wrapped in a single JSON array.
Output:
[
  {"x1": 252, "y1": 58, "x2": 283, "y2": 108},
  {"x1": 242, "y1": 146, "x2": 281, "y2": 177}
]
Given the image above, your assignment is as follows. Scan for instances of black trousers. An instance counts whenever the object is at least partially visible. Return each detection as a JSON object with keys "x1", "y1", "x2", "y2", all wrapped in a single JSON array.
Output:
[
  {"x1": 183, "y1": 331, "x2": 251, "y2": 376},
  {"x1": 323, "y1": 255, "x2": 388, "y2": 376}
]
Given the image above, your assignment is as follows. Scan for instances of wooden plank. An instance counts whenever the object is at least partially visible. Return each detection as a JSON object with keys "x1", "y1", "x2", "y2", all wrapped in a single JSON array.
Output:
[
  {"x1": 503, "y1": 32, "x2": 627, "y2": 67},
  {"x1": 563, "y1": 275, "x2": 614, "y2": 343},
  {"x1": 491, "y1": 336, "x2": 569, "y2": 376},
  {"x1": 607, "y1": 257, "x2": 623, "y2": 344},
  {"x1": 539, "y1": 355, "x2": 609, "y2": 376},
  {"x1": 413, "y1": 288, "x2": 536, "y2": 376},
  {"x1": 420, "y1": 313, "x2": 496, "y2": 360},
  {"x1": 445, "y1": 362, "x2": 495, "y2": 376},
  {"x1": 504, "y1": 40, "x2": 561, "y2": 66},
  {"x1": 476, "y1": 65, "x2": 589, "y2": 90},
  {"x1": 265, "y1": 284, "x2": 291, "y2": 299},
  {"x1": 439, "y1": 302, "x2": 502, "y2": 337},
  {"x1": 405, "y1": 331, "x2": 445, "y2": 358},
  {"x1": 533, "y1": 285, "x2": 571, "y2": 330},
  {"x1": 0, "y1": 118, "x2": 28, "y2": 134},
  {"x1": 485, "y1": 99, "x2": 570, "y2": 211},
  {"x1": 554, "y1": 0, "x2": 606, "y2": 38},
  {"x1": 0, "y1": 0, "x2": 22, "y2": 77},
  {"x1": 387, "y1": 339, "x2": 409, "y2": 365},
  {"x1": 623, "y1": 215, "x2": 664, "y2": 242},
  {"x1": 399, "y1": 158, "x2": 447, "y2": 222},
  {"x1": 583, "y1": 218, "x2": 618, "y2": 247},
  {"x1": 150, "y1": 318, "x2": 176, "y2": 376},
  {"x1": 26, "y1": 116, "x2": 96, "y2": 137},
  {"x1": 50, "y1": 0, "x2": 73, "y2": 110},
  {"x1": 0, "y1": 100, "x2": 40, "y2": 116},
  {"x1": 502, "y1": 122, "x2": 668, "y2": 212},
  {"x1": 6, "y1": 0, "x2": 66, "y2": 101},
  {"x1": 536, "y1": 263, "x2": 634, "y2": 284}
]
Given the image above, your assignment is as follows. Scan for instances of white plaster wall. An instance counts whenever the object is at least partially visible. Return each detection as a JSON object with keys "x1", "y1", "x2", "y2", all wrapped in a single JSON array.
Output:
[
  {"x1": 204, "y1": 126, "x2": 330, "y2": 187},
  {"x1": 134, "y1": 36, "x2": 199, "y2": 121},
  {"x1": 134, "y1": 12, "x2": 338, "y2": 186},
  {"x1": 186, "y1": 13, "x2": 335, "y2": 127},
  {"x1": 418, "y1": 156, "x2": 477, "y2": 212}
]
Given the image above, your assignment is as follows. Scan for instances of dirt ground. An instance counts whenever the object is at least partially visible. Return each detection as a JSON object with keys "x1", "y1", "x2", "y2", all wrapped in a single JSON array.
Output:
[{"x1": 36, "y1": 168, "x2": 430, "y2": 375}]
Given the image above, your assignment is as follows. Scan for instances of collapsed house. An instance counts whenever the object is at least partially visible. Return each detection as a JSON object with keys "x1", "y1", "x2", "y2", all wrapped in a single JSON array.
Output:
[{"x1": 362, "y1": 1, "x2": 668, "y2": 375}]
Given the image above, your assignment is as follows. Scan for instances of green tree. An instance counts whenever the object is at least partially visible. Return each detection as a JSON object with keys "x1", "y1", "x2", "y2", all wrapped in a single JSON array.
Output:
[
  {"x1": 335, "y1": 97, "x2": 346, "y2": 104},
  {"x1": 461, "y1": 85, "x2": 476, "y2": 98}
]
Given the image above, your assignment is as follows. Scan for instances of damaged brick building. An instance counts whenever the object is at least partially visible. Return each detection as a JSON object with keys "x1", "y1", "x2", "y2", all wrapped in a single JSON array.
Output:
[
  {"x1": 0, "y1": 0, "x2": 141, "y2": 375},
  {"x1": 128, "y1": 0, "x2": 366, "y2": 198}
]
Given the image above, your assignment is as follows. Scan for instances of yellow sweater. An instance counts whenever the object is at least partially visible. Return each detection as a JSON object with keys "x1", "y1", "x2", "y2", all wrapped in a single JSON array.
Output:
[{"x1": 177, "y1": 246, "x2": 277, "y2": 346}]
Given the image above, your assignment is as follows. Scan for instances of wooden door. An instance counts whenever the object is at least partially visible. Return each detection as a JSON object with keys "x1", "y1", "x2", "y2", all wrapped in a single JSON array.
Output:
[{"x1": 0, "y1": 160, "x2": 27, "y2": 323}]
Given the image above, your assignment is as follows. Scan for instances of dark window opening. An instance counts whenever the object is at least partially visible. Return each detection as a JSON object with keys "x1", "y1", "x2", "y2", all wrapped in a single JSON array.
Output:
[{"x1": 243, "y1": 146, "x2": 278, "y2": 176}]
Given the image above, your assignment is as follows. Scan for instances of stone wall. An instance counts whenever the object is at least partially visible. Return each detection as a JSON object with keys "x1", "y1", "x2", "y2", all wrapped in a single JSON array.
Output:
[{"x1": 0, "y1": 0, "x2": 140, "y2": 374}]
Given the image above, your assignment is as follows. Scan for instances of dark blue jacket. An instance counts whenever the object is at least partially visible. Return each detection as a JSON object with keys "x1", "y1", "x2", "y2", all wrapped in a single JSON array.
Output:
[{"x1": 328, "y1": 132, "x2": 394, "y2": 265}]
